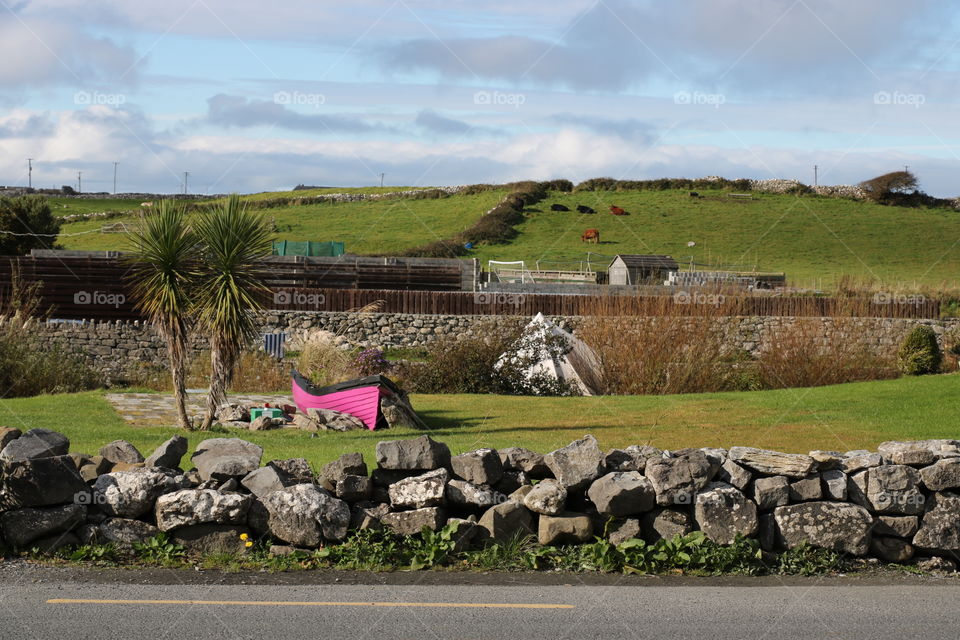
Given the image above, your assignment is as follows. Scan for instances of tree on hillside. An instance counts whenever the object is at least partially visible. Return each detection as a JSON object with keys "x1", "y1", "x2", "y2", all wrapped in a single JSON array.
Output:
[
  {"x1": 859, "y1": 171, "x2": 918, "y2": 203},
  {"x1": 0, "y1": 196, "x2": 61, "y2": 255},
  {"x1": 126, "y1": 200, "x2": 200, "y2": 431},
  {"x1": 194, "y1": 194, "x2": 273, "y2": 430}
]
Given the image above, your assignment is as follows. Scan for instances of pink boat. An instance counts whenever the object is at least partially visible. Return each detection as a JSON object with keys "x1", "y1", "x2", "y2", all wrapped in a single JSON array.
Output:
[{"x1": 291, "y1": 370, "x2": 405, "y2": 430}]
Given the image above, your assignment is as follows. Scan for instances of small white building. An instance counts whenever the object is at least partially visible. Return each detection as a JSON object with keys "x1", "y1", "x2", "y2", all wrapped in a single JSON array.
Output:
[{"x1": 607, "y1": 254, "x2": 679, "y2": 285}]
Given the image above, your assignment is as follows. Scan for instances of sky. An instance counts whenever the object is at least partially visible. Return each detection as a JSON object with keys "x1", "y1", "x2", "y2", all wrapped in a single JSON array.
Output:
[{"x1": 0, "y1": 0, "x2": 958, "y2": 196}]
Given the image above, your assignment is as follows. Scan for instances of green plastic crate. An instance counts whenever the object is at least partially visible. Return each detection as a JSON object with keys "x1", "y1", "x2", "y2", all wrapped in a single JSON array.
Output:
[{"x1": 250, "y1": 407, "x2": 283, "y2": 420}]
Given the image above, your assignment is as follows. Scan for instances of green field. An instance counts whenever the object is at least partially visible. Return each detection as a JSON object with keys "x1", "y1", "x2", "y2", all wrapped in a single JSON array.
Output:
[
  {"x1": 1, "y1": 374, "x2": 956, "y2": 469},
  {"x1": 53, "y1": 186, "x2": 960, "y2": 288},
  {"x1": 48, "y1": 197, "x2": 146, "y2": 217}
]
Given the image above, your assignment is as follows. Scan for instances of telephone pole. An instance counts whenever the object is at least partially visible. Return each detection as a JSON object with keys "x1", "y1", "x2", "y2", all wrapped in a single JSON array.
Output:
[
  {"x1": 27, "y1": 158, "x2": 32, "y2": 189},
  {"x1": 113, "y1": 162, "x2": 119, "y2": 194},
  {"x1": 77, "y1": 171, "x2": 82, "y2": 193},
  {"x1": 379, "y1": 172, "x2": 385, "y2": 188},
  {"x1": 813, "y1": 165, "x2": 818, "y2": 187},
  {"x1": 183, "y1": 171, "x2": 189, "y2": 195}
]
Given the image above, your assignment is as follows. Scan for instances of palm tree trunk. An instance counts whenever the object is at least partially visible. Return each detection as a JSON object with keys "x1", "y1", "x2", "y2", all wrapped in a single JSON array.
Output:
[
  {"x1": 162, "y1": 323, "x2": 193, "y2": 431},
  {"x1": 201, "y1": 335, "x2": 231, "y2": 429}
]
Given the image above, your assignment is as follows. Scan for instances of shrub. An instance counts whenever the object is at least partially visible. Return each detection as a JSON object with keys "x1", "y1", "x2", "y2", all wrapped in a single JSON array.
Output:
[
  {"x1": 296, "y1": 331, "x2": 357, "y2": 386},
  {"x1": 897, "y1": 325, "x2": 942, "y2": 375},
  {"x1": 0, "y1": 196, "x2": 61, "y2": 255},
  {"x1": 859, "y1": 170, "x2": 918, "y2": 203},
  {"x1": 354, "y1": 348, "x2": 391, "y2": 376}
]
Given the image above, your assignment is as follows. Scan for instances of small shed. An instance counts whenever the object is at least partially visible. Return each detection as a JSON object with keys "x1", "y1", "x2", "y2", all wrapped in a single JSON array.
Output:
[{"x1": 607, "y1": 254, "x2": 678, "y2": 285}]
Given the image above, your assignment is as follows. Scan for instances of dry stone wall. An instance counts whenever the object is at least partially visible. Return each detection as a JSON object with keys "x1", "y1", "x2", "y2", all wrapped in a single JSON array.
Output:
[
  {"x1": 35, "y1": 312, "x2": 959, "y2": 381},
  {"x1": 1, "y1": 428, "x2": 959, "y2": 571}
]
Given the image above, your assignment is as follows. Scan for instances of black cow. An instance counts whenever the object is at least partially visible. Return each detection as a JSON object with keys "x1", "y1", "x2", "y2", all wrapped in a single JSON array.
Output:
[
  {"x1": 576, "y1": 205, "x2": 596, "y2": 214},
  {"x1": 550, "y1": 203, "x2": 570, "y2": 211},
  {"x1": 689, "y1": 192, "x2": 699, "y2": 198}
]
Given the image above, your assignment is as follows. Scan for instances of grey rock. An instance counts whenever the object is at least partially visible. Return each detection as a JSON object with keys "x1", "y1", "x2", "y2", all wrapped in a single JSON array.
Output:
[
  {"x1": 320, "y1": 452, "x2": 367, "y2": 485},
  {"x1": 842, "y1": 452, "x2": 882, "y2": 474},
  {"x1": 75, "y1": 523, "x2": 100, "y2": 545},
  {"x1": 258, "y1": 484, "x2": 350, "y2": 545},
  {"x1": 874, "y1": 515, "x2": 919, "y2": 538},
  {"x1": 913, "y1": 492, "x2": 960, "y2": 555},
  {"x1": 587, "y1": 472, "x2": 656, "y2": 517},
  {"x1": 509, "y1": 485, "x2": 534, "y2": 503},
  {"x1": 498, "y1": 447, "x2": 551, "y2": 477},
  {"x1": 0, "y1": 504, "x2": 85, "y2": 547},
  {"x1": 217, "y1": 403, "x2": 249, "y2": 422},
  {"x1": 99, "y1": 440, "x2": 144, "y2": 465},
  {"x1": 919, "y1": 459, "x2": 960, "y2": 492},
  {"x1": 645, "y1": 449, "x2": 714, "y2": 507},
  {"x1": 93, "y1": 469, "x2": 185, "y2": 518},
  {"x1": 447, "y1": 517, "x2": 482, "y2": 552},
  {"x1": 523, "y1": 479, "x2": 567, "y2": 516},
  {"x1": 370, "y1": 467, "x2": 419, "y2": 488},
  {"x1": 450, "y1": 448, "x2": 502, "y2": 486},
  {"x1": 446, "y1": 479, "x2": 498, "y2": 510},
  {"x1": 788, "y1": 475, "x2": 822, "y2": 502},
  {"x1": 0, "y1": 455, "x2": 89, "y2": 510},
  {"x1": 478, "y1": 500, "x2": 534, "y2": 543},
  {"x1": 269, "y1": 458, "x2": 314, "y2": 484},
  {"x1": 604, "y1": 446, "x2": 660, "y2": 473},
  {"x1": 381, "y1": 507, "x2": 445, "y2": 535},
  {"x1": 538, "y1": 512, "x2": 593, "y2": 546},
  {"x1": 870, "y1": 536, "x2": 914, "y2": 563},
  {"x1": 336, "y1": 475, "x2": 372, "y2": 502},
  {"x1": 758, "y1": 512, "x2": 778, "y2": 551},
  {"x1": 248, "y1": 416, "x2": 284, "y2": 431},
  {"x1": 716, "y1": 459, "x2": 752, "y2": 491},
  {"x1": 694, "y1": 482, "x2": 758, "y2": 545},
  {"x1": 753, "y1": 476, "x2": 790, "y2": 510},
  {"x1": 0, "y1": 428, "x2": 21, "y2": 453},
  {"x1": 241, "y1": 466, "x2": 293, "y2": 498},
  {"x1": 389, "y1": 468, "x2": 448, "y2": 510},
  {"x1": 304, "y1": 407, "x2": 366, "y2": 432},
  {"x1": 640, "y1": 508, "x2": 694, "y2": 542},
  {"x1": 608, "y1": 518, "x2": 641, "y2": 546},
  {"x1": 916, "y1": 556, "x2": 957, "y2": 572},
  {"x1": 847, "y1": 470, "x2": 871, "y2": 509},
  {"x1": 350, "y1": 502, "x2": 391, "y2": 530},
  {"x1": 821, "y1": 470, "x2": 848, "y2": 501},
  {"x1": 145, "y1": 435, "x2": 189, "y2": 469},
  {"x1": 376, "y1": 435, "x2": 450, "y2": 471},
  {"x1": 728, "y1": 447, "x2": 816, "y2": 478},
  {"x1": 866, "y1": 465, "x2": 925, "y2": 515},
  {"x1": 154, "y1": 489, "x2": 252, "y2": 532},
  {"x1": 494, "y1": 470, "x2": 529, "y2": 494},
  {"x1": 0, "y1": 429, "x2": 69, "y2": 461},
  {"x1": 191, "y1": 438, "x2": 263, "y2": 482},
  {"x1": 544, "y1": 435, "x2": 605, "y2": 491},
  {"x1": 98, "y1": 518, "x2": 160, "y2": 544},
  {"x1": 171, "y1": 524, "x2": 252, "y2": 554},
  {"x1": 878, "y1": 441, "x2": 938, "y2": 466},
  {"x1": 808, "y1": 450, "x2": 842, "y2": 471},
  {"x1": 774, "y1": 502, "x2": 873, "y2": 556}
]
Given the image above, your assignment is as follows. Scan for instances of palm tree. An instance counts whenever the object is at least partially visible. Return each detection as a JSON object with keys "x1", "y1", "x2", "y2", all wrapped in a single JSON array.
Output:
[
  {"x1": 126, "y1": 200, "x2": 199, "y2": 430},
  {"x1": 194, "y1": 194, "x2": 272, "y2": 429}
]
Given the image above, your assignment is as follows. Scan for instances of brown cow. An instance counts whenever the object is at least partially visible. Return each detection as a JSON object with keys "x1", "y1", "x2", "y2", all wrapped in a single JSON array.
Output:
[
  {"x1": 581, "y1": 228, "x2": 600, "y2": 243},
  {"x1": 609, "y1": 205, "x2": 627, "y2": 215}
]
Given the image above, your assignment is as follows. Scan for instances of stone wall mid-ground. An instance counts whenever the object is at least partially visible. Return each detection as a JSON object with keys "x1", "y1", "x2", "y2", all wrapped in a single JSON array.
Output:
[
  {"x1": 35, "y1": 312, "x2": 960, "y2": 380},
  {"x1": 1, "y1": 428, "x2": 959, "y2": 572}
]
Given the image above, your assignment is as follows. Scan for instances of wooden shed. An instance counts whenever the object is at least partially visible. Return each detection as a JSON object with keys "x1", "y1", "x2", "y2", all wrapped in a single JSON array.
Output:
[{"x1": 607, "y1": 254, "x2": 679, "y2": 285}]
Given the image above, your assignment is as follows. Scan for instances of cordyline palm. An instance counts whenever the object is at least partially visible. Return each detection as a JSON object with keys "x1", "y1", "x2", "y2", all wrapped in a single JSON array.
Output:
[
  {"x1": 126, "y1": 200, "x2": 200, "y2": 431},
  {"x1": 194, "y1": 194, "x2": 272, "y2": 430}
]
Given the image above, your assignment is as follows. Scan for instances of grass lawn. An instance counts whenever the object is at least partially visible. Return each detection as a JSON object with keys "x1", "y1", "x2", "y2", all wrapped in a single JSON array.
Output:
[{"x1": 1, "y1": 374, "x2": 956, "y2": 471}]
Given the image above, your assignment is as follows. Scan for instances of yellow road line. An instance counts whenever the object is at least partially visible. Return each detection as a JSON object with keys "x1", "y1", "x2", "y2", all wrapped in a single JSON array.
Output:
[{"x1": 47, "y1": 598, "x2": 574, "y2": 610}]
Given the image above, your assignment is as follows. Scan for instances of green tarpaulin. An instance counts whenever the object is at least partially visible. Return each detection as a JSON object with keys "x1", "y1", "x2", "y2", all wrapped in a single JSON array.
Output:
[{"x1": 272, "y1": 240, "x2": 345, "y2": 257}]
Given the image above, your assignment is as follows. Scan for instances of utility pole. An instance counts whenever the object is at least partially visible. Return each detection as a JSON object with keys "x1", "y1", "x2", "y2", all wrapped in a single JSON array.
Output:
[
  {"x1": 113, "y1": 162, "x2": 119, "y2": 194},
  {"x1": 379, "y1": 172, "x2": 385, "y2": 188},
  {"x1": 813, "y1": 165, "x2": 818, "y2": 187},
  {"x1": 904, "y1": 165, "x2": 910, "y2": 174},
  {"x1": 27, "y1": 158, "x2": 32, "y2": 189},
  {"x1": 77, "y1": 171, "x2": 82, "y2": 193},
  {"x1": 183, "y1": 171, "x2": 189, "y2": 195}
]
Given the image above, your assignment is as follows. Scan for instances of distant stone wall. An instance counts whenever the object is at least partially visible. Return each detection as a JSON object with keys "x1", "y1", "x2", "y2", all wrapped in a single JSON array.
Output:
[{"x1": 35, "y1": 312, "x2": 959, "y2": 381}]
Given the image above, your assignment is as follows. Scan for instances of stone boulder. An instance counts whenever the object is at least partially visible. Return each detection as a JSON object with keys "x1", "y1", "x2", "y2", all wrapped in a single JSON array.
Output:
[
  {"x1": 913, "y1": 492, "x2": 960, "y2": 555},
  {"x1": 603, "y1": 446, "x2": 660, "y2": 474},
  {"x1": 320, "y1": 452, "x2": 367, "y2": 485},
  {"x1": 99, "y1": 440, "x2": 144, "y2": 465},
  {"x1": 98, "y1": 518, "x2": 160, "y2": 544},
  {"x1": 728, "y1": 447, "x2": 816, "y2": 478},
  {"x1": 788, "y1": 475, "x2": 822, "y2": 502},
  {"x1": 217, "y1": 404, "x2": 249, "y2": 422},
  {"x1": 874, "y1": 515, "x2": 919, "y2": 538},
  {"x1": 587, "y1": 472, "x2": 656, "y2": 517},
  {"x1": 920, "y1": 459, "x2": 960, "y2": 492},
  {"x1": 538, "y1": 512, "x2": 592, "y2": 546},
  {"x1": 821, "y1": 470, "x2": 847, "y2": 501},
  {"x1": 350, "y1": 502, "x2": 391, "y2": 530},
  {"x1": 877, "y1": 441, "x2": 938, "y2": 466},
  {"x1": 381, "y1": 507, "x2": 445, "y2": 535},
  {"x1": 304, "y1": 408, "x2": 366, "y2": 432},
  {"x1": 645, "y1": 449, "x2": 714, "y2": 506},
  {"x1": 336, "y1": 475, "x2": 373, "y2": 503},
  {"x1": 842, "y1": 452, "x2": 883, "y2": 474},
  {"x1": 753, "y1": 476, "x2": 790, "y2": 510},
  {"x1": 0, "y1": 456, "x2": 89, "y2": 510},
  {"x1": 450, "y1": 448, "x2": 503, "y2": 486},
  {"x1": 866, "y1": 465, "x2": 925, "y2": 515},
  {"x1": 0, "y1": 504, "x2": 85, "y2": 547},
  {"x1": 446, "y1": 479, "x2": 499, "y2": 510},
  {"x1": 257, "y1": 484, "x2": 350, "y2": 545},
  {"x1": 376, "y1": 435, "x2": 450, "y2": 471},
  {"x1": 249, "y1": 417, "x2": 284, "y2": 431},
  {"x1": 0, "y1": 429, "x2": 69, "y2": 461},
  {"x1": 715, "y1": 459, "x2": 752, "y2": 491},
  {"x1": 641, "y1": 508, "x2": 694, "y2": 542},
  {"x1": 545, "y1": 436, "x2": 605, "y2": 491},
  {"x1": 478, "y1": 500, "x2": 534, "y2": 543},
  {"x1": 608, "y1": 518, "x2": 642, "y2": 545},
  {"x1": 191, "y1": 438, "x2": 263, "y2": 482},
  {"x1": 389, "y1": 469, "x2": 448, "y2": 510},
  {"x1": 0, "y1": 428, "x2": 21, "y2": 452},
  {"x1": 171, "y1": 524, "x2": 252, "y2": 554},
  {"x1": 154, "y1": 489, "x2": 252, "y2": 532},
  {"x1": 773, "y1": 502, "x2": 873, "y2": 555},
  {"x1": 144, "y1": 435, "x2": 189, "y2": 469},
  {"x1": 523, "y1": 479, "x2": 567, "y2": 516},
  {"x1": 499, "y1": 447, "x2": 551, "y2": 478},
  {"x1": 93, "y1": 469, "x2": 185, "y2": 518},
  {"x1": 269, "y1": 458, "x2": 314, "y2": 484},
  {"x1": 241, "y1": 466, "x2": 295, "y2": 498},
  {"x1": 694, "y1": 482, "x2": 758, "y2": 545}
]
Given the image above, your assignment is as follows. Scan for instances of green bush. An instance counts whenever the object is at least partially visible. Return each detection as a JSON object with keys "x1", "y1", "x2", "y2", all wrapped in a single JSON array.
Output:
[
  {"x1": 0, "y1": 196, "x2": 62, "y2": 255},
  {"x1": 897, "y1": 325, "x2": 942, "y2": 375}
]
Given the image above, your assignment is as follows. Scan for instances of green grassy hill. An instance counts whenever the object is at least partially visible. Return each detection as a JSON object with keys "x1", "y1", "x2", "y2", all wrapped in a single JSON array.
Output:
[{"x1": 53, "y1": 185, "x2": 960, "y2": 288}]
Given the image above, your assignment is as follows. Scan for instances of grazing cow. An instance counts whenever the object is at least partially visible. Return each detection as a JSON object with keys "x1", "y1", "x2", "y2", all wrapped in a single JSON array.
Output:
[
  {"x1": 581, "y1": 228, "x2": 600, "y2": 243},
  {"x1": 689, "y1": 192, "x2": 704, "y2": 199},
  {"x1": 550, "y1": 203, "x2": 570, "y2": 211},
  {"x1": 609, "y1": 205, "x2": 627, "y2": 215},
  {"x1": 576, "y1": 205, "x2": 596, "y2": 214}
]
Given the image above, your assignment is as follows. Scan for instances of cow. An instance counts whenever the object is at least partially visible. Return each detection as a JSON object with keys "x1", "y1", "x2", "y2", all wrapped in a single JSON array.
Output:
[
  {"x1": 581, "y1": 228, "x2": 600, "y2": 243},
  {"x1": 609, "y1": 205, "x2": 627, "y2": 215},
  {"x1": 576, "y1": 205, "x2": 596, "y2": 214},
  {"x1": 689, "y1": 192, "x2": 703, "y2": 199},
  {"x1": 550, "y1": 203, "x2": 570, "y2": 211}
]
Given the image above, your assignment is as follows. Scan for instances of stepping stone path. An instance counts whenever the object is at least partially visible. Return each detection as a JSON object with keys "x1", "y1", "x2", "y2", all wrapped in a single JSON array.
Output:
[{"x1": 105, "y1": 393, "x2": 293, "y2": 426}]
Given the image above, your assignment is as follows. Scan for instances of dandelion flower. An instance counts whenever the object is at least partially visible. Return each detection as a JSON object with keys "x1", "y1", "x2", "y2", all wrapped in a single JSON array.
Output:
[{"x1": 239, "y1": 533, "x2": 249, "y2": 541}]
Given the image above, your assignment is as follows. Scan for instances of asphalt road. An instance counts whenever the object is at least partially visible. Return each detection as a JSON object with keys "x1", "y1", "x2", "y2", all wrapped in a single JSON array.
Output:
[{"x1": 2, "y1": 570, "x2": 958, "y2": 640}]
